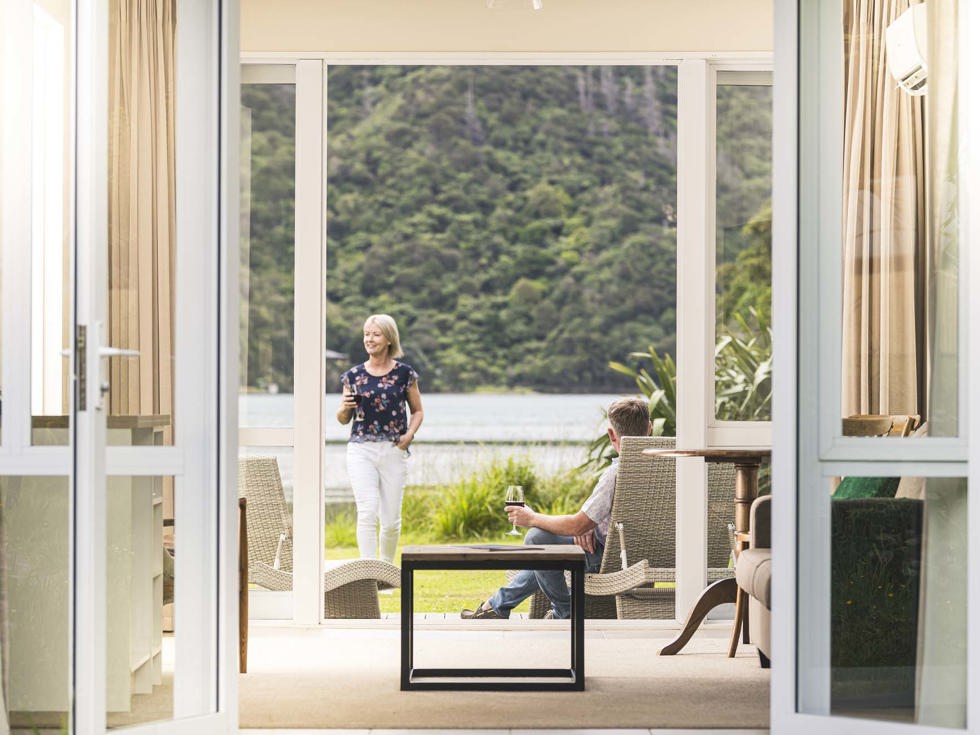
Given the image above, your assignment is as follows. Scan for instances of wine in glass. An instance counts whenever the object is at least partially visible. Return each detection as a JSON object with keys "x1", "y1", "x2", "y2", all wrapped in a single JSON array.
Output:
[
  {"x1": 504, "y1": 485, "x2": 525, "y2": 537},
  {"x1": 349, "y1": 385, "x2": 365, "y2": 421}
]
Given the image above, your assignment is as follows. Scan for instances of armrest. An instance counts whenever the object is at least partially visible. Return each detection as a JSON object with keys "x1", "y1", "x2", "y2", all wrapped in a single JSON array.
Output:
[{"x1": 749, "y1": 494, "x2": 772, "y2": 549}]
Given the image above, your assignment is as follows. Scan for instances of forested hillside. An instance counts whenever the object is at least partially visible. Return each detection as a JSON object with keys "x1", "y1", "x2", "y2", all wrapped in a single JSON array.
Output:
[{"x1": 242, "y1": 65, "x2": 771, "y2": 394}]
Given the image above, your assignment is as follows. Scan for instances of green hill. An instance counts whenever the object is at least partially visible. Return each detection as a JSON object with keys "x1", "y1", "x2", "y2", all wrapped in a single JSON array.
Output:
[{"x1": 242, "y1": 65, "x2": 771, "y2": 394}]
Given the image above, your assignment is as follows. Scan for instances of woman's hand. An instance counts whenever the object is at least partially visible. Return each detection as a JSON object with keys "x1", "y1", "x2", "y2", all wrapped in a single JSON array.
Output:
[
  {"x1": 336, "y1": 387, "x2": 356, "y2": 424},
  {"x1": 395, "y1": 430, "x2": 415, "y2": 450}
]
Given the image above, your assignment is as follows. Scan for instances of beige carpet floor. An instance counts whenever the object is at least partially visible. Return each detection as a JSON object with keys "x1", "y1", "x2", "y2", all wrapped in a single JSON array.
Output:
[{"x1": 239, "y1": 623, "x2": 770, "y2": 730}]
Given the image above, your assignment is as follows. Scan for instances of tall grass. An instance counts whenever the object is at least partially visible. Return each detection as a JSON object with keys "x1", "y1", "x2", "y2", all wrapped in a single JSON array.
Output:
[{"x1": 324, "y1": 453, "x2": 593, "y2": 546}]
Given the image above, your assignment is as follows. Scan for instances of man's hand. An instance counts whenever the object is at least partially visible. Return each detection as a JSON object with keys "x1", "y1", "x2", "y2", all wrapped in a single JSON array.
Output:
[
  {"x1": 573, "y1": 532, "x2": 596, "y2": 553},
  {"x1": 506, "y1": 504, "x2": 536, "y2": 528}
]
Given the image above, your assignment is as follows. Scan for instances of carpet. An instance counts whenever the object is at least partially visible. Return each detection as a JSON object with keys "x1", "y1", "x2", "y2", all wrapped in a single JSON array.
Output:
[{"x1": 239, "y1": 624, "x2": 770, "y2": 729}]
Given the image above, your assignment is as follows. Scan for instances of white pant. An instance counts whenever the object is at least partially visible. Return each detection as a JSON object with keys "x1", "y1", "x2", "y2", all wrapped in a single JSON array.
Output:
[{"x1": 346, "y1": 441, "x2": 409, "y2": 562}]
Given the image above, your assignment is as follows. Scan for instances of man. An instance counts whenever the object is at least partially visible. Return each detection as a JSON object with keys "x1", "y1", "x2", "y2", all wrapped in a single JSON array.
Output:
[{"x1": 461, "y1": 396, "x2": 652, "y2": 620}]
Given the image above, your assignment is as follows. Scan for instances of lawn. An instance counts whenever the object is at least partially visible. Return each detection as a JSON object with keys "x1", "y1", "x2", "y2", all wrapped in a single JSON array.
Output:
[{"x1": 325, "y1": 539, "x2": 531, "y2": 615}]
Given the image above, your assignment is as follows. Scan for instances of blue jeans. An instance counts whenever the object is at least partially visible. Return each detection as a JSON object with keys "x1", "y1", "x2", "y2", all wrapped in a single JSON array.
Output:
[{"x1": 486, "y1": 527, "x2": 603, "y2": 619}]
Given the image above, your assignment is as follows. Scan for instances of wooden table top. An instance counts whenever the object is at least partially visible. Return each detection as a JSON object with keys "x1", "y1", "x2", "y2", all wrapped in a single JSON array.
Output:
[
  {"x1": 641, "y1": 447, "x2": 771, "y2": 464},
  {"x1": 401, "y1": 544, "x2": 585, "y2": 563}
]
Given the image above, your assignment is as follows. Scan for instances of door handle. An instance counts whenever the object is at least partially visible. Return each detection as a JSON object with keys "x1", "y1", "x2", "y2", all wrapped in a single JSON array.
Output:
[
  {"x1": 99, "y1": 346, "x2": 141, "y2": 358},
  {"x1": 98, "y1": 346, "x2": 140, "y2": 400}
]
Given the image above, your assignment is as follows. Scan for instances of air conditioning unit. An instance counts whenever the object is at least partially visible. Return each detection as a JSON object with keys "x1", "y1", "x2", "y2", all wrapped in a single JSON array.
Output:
[{"x1": 885, "y1": 3, "x2": 928, "y2": 96}]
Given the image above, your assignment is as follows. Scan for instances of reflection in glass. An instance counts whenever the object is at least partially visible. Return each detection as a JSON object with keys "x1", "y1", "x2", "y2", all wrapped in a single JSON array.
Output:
[
  {"x1": 827, "y1": 476, "x2": 965, "y2": 725},
  {"x1": 714, "y1": 80, "x2": 772, "y2": 422},
  {"x1": 106, "y1": 475, "x2": 173, "y2": 728},
  {"x1": 838, "y1": 2, "x2": 958, "y2": 437},
  {"x1": 0, "y1": 476, "x2": 71, "y2": 732},
  {"x1": 240, "y1": 80, "x2": 296, "y2": 428},
  {"x1": 30, "y1": 2, "x2": 72, "y2": 447}
]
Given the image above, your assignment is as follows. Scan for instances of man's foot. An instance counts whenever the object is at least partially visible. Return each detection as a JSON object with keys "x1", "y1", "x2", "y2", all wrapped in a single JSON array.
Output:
[{"x1": 460, "y1": 601, "x2": 503, "y2": 619}]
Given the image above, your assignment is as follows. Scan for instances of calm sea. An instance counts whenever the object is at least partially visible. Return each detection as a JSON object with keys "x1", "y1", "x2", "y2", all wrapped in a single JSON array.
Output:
[{"x1": 240, "y1": 392, "x2": 622, "y2": 500}]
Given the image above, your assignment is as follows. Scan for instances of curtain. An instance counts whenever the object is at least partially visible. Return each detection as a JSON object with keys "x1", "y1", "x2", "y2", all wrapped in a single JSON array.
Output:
[
  {"x1": 841, "y1": 0, "x2": 927, "y2": 418},
  {"x1": 107, "y1": 0, "x2": 176, "y2": 426}
]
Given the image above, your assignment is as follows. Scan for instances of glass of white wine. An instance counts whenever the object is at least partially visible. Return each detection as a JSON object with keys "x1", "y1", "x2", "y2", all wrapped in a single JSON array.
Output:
[{"x1": 504, "y1": 485, "x2": 525, "y2": 537}]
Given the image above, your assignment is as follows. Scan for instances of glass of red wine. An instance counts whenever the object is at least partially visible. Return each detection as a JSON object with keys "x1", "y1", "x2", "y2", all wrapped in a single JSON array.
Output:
[
  {"x1": 349, "y1": 385, "x2": 364, "y2": 421},
  {"x1": 504, "y1": 485, "x2": 525, "y2": 537}
]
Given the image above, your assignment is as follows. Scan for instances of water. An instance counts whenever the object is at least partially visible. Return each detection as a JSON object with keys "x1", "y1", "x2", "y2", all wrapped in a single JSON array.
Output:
[{"x1": 240, "y1": 393, "x2": 622, "y2": 499}]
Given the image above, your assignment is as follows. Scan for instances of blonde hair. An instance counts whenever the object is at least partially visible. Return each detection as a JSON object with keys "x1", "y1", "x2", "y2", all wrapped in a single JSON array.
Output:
[
  {"x1": 607, "y1": 397, "x2": 651, "y2": 438},
  {"x1": 364, "y1": 314, "x2": 404, "y2": 358}
]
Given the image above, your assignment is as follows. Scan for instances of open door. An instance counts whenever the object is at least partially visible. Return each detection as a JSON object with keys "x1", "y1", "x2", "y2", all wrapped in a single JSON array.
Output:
[{"x1": 0, "y1": 0, "x2": 239, "y2": 732}]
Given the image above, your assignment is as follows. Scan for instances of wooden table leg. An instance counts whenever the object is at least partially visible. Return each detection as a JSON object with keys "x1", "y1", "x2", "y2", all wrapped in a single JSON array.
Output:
[
  {"x1": 727, "y1": 585, "x2": 746, "y2": 657},
  {"x1": 659, "y1": 577, "x2": 737, "y2": 655},
  {"x1": 238, "y1": 497, "x2": 248, "y2": 674}
]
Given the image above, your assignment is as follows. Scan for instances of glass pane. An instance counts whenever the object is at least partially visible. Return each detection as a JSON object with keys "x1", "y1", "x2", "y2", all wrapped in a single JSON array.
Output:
[
  {"x1": 106, "y1": 475, "x2": 174, "y2": 727},
  {"x1": 823, "y1": 475, "x2": 966, "y2": 726},
  {"x1": 839, "y1": 1, "x2": 958, "y2": 439},
  {"x1": 30, "y1": 2, "x2": 73, "y2": 447},
  {"x1": 239, "y1": 448, "x2": 295, "y2": 603},
  {"x1": 1, "y1": 476, "x2": 71, "y2": 732},
  {"x1": 104, "y1": 0, "x2": 176, "y2": 447},
  {"x1": 239, "y1": 76, "x2": 296, "y2": 428},
  {"x1": 714, "y1": 78, "x2": 772, "y2": 422}
]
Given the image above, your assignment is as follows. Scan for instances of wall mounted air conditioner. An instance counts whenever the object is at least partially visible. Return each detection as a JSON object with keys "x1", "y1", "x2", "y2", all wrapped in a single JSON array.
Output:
[{"x1": 885, "y1": 3, "x2": 928, "y2": 96}]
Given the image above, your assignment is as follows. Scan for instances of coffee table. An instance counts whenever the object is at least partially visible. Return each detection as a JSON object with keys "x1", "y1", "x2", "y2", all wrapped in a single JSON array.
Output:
[{"x1": 400, "y1": 544, "x2": 586, "y2": 691}]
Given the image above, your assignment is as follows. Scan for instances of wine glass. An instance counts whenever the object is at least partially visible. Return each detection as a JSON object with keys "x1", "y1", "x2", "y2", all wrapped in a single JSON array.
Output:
[
  {"x1": 504, "y1": 485, "x2": 525, "y2": 537},
  {"x1": 349, "y1": 384, "x2": 364, "y2": 422}
]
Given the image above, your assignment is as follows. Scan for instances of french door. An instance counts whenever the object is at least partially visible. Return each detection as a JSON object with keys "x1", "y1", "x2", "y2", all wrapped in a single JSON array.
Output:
[{"x1": 0, "y1": 0, "x2": 238, "y2": 733}]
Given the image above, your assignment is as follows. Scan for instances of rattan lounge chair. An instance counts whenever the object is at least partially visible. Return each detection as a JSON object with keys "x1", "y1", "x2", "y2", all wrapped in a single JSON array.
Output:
[
  {"x1": 238, "y1": 455, "x2": 400, "y2": 618},
  {"x1": 527, "y1": 436, "x2": 736, "y2": 619}
]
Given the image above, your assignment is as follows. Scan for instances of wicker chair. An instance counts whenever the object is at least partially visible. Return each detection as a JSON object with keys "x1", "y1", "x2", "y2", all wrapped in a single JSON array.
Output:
[
  {"x1": 238, "y1": 455, "x2": 400, "y2": 618},
  {"x1": 526, "y1": 436, "x2": 736, "y2": 619}
]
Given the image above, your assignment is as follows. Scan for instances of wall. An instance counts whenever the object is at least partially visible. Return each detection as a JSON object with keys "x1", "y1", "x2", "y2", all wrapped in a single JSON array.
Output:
[{"x1": 240, "y1": 0, "x2": 773, "y2": 54}]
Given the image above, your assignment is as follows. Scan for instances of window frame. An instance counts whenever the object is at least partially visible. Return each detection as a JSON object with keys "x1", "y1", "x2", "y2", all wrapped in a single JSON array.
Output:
[{"x1": 240, "y1": 51, "x2": 774, "y2": 625}]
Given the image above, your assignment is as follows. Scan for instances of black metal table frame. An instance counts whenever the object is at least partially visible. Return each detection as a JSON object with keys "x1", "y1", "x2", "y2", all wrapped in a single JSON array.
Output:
[{"x1": 400, "y1": 554, "x2": 586, "y2": 691}]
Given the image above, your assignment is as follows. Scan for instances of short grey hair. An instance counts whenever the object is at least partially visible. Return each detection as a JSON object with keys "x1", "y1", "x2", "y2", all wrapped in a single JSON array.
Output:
[
  {"x1": 364, "y1": 314, "x2": 403, "y2": 359},
  {"x1": 607, "y1": 397, "x2": 651, "y2": 438}
]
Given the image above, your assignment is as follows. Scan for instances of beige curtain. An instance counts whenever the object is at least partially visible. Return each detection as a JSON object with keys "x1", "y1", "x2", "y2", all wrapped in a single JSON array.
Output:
[
  {"x1": 841, "y1": 0, "x2": 927, "y2": 418},
  {"x1": 107, "y1": 0, "x2": 175, "y2": 426}
]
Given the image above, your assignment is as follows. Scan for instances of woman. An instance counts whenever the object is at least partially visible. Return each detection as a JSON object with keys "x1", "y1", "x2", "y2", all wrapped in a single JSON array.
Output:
[{"x1": 336, "y1": 314, "x2": 423, "y2": 561}]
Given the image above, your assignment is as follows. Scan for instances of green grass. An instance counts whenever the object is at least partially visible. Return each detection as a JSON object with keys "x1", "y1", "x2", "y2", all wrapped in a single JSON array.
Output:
[
  {"x1": 320, "y1": 454, "x2": 592, "y2": 614},
  {"x1": 325, "y1": 539, "x2": 530, "y2": 614}
]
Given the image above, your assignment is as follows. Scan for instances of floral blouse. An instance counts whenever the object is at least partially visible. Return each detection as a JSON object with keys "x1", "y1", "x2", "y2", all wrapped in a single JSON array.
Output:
[{"x1": 341, "y1": 361, "x2": 419, "y2": 443}]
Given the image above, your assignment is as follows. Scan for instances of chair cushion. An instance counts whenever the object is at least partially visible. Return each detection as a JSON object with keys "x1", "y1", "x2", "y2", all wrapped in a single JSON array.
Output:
[
  {"x1": 735, "y1": 548, "x2": 771, "y2": 610},
  {"x1": 832, "y1": 476, "x2": 899, "y2": 499}
]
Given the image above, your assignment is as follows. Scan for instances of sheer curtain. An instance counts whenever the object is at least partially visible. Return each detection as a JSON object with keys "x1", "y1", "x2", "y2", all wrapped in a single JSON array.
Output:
[
  {"x1": 841, "y1": 0, "x2": 927, "y2": 418},
  {"x1": 107, "y1": 0, "x2": 175, "y2": 424}
]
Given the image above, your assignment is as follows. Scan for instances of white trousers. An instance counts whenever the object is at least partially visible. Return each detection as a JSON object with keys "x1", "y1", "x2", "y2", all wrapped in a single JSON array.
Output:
[{"x1": 346, "y1": 441, "x2": 409, "y2": 562}]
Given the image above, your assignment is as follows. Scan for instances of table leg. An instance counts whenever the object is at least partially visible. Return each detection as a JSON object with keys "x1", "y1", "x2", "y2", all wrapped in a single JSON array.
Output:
[
  {"x1": 400, "y1": 565, "x2": 414, "y2": 690},
  {"x1": 658, "y1": 577, "x2": 737, "y2": 655},
  {"x1": 727, "y1": 585, "x2": 746, "y2": 657}
]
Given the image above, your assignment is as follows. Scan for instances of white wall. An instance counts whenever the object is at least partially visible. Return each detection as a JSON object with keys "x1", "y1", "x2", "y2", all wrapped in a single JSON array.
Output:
[{"x1": 240, "y1": 0, "x2": 773, "y2": 53}]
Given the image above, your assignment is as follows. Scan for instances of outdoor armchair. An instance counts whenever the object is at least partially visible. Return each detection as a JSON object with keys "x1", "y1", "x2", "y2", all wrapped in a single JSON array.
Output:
[
  {"x1": 527, "y1": 436, "x2": 736, "y2": 619},
  {"x1": 238, "y1": 455, "x2": 400, "y2": 618}
]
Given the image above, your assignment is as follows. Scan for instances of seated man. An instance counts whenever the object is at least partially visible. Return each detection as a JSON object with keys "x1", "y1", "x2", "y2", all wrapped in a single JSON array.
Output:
[{"x1": 461, "y1": 396, "x2": 652, "y2": 620}]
